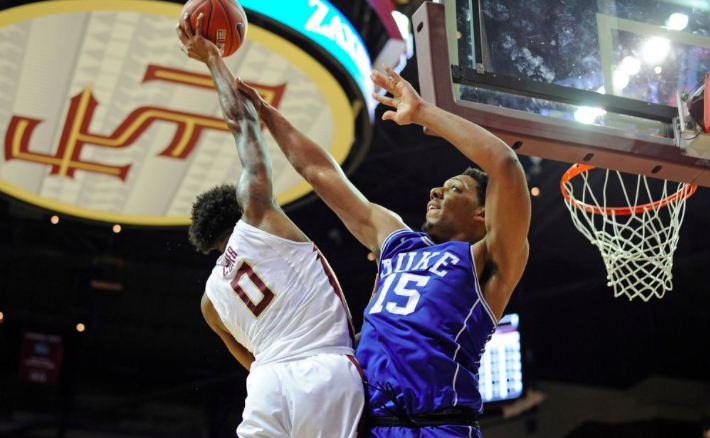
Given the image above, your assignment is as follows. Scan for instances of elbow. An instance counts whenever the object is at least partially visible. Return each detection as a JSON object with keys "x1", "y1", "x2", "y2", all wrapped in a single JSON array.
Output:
[
  {"x1": 494, "y1": 151, "x2": 524, "y2": 176},
  {"x1": 501, "y1": 149, "x2": 521, "y2": 166},
  {"x1": 304, "y1": 167, "x2": 336, "y2": 191},
  {"x1": 304, "y1": 167, "x2": 324, "y2": 185}
]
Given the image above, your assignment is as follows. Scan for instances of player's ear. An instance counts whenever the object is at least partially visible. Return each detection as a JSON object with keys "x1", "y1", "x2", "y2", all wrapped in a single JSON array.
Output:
[{"x1": 473, "y1": 206, "x2": 485, "y2": 223}]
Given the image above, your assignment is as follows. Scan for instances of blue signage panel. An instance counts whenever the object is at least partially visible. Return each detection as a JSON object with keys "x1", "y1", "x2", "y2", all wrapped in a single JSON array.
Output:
[{"x1": 237, "y1": 0, "x2": 374, "y2": 107}]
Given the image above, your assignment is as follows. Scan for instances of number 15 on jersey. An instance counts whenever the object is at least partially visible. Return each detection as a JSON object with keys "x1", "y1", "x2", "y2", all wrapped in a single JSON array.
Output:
[{"x1": 369, "y1": 273, "x2": 430, "y2": 316}]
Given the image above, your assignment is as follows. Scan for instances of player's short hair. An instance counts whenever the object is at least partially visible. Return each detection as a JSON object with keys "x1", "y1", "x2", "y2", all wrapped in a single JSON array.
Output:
[
  {"x1": 188, "y1": 184, "x2": 241, "y2": 254},
  {"x1": 462, "y1": 167, "x2": 489, "y2": 206}
]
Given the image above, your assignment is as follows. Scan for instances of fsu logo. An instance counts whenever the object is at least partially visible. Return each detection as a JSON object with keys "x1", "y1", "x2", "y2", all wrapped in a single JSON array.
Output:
[
  {"x1": 0, "y1": 0, "x2": 354, "y2": 225},
  {"x1": 6, "y1": 65, "x2": 285, "y2": 181}
]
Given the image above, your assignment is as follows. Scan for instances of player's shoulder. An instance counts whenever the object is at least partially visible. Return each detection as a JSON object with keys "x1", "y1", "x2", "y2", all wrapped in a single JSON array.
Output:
[
  {"x1": 382, "y1": 227, "x2": 419, "y2": 247},
  {"x1": 380, "y1": 228, "x2": 431, "y2": 258},
  {"x1": 233, "y1": 220, "x2": 312, "y2": 248}
]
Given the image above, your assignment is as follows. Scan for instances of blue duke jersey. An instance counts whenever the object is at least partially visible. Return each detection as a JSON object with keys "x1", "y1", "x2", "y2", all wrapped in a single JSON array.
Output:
[{"x1": 355, "y1": 229, "x2": 498, "y2": 418}]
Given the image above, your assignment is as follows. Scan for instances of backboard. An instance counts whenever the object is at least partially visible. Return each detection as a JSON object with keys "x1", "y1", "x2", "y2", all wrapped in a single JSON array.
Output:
[{"x1": 413, "y1": 0, "x2": 710, "y2": 187}]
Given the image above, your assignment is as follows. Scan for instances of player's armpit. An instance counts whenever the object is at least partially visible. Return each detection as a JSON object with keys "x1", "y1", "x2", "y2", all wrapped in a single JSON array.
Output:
[
  {"x1": 474, "y1": 238, "x2": 529, "y2": 321},
  {"x1": 481, "y1": 158, "x2": 530, "y2": 272},
  {"x1": 201, "y1": 293, "x2": 255, "y2": 371},
  {"x1": 368, "y1": 204, "x2": 410, "y2": 254}
]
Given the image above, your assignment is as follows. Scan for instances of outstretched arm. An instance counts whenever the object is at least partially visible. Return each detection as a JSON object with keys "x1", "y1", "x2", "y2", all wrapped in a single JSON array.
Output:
[
  {"x1": 177, "y1": 13, "x2": 307, "y2": 241},
  {"x1": 236, "y1": 81, "x2": 406, "y2": 256},
  {"x1": 371, "y1": 65, "x2": 530, "y2": 318}
]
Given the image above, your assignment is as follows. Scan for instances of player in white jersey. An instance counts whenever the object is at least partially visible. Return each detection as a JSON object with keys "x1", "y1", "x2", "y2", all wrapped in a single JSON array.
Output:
[{"x1": 177, "y1": 14, "x2": 364, "y2": 438}]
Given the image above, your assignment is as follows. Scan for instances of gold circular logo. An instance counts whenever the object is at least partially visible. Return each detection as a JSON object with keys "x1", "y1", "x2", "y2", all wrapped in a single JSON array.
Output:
[{"x1": 0, "y1": 0, "x2": 355, "y2": 225}]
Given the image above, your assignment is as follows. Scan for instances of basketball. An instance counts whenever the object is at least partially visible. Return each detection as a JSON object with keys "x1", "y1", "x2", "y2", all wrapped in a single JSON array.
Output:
[{"x1": 180, "y1": 0, "x2": 247, "y2": 58}]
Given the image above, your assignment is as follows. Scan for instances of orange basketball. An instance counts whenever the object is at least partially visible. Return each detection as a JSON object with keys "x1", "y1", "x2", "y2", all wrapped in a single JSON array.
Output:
[{"x1": 180, "y1": 0, "x2": 248, "y2": 58}]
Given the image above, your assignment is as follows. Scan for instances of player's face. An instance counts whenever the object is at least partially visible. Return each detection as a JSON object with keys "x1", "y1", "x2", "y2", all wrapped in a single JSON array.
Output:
[{"x1": 423, "y1": 175, "x2": 485, "y2": 243}]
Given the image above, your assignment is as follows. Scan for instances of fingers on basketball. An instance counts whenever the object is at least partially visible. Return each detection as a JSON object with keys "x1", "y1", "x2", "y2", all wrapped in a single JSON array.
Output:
[
  {"x1": 176, "y1": 23, "x2": 188, "y2": 44},
  {"x1": 183, "y1": 13, "x2": 194, "y2": 38},
  {"x1": 180, "y1": 0, "x2": 249, "y2": 58},
  {"x1": 195, "y1": 13, "x2": 204, "y2": 36}
]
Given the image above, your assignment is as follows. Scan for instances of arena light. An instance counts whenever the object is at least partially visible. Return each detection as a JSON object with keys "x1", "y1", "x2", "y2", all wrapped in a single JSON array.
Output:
[
  {"x1": 574, "y1": 106, "x2": 604, "y2": 124},
  {"x1": 642, "y1": 37, "x2": 671, "y2": 64},
  {"x1": 112, "y1": 224, "x2": 121, "y2": 234},
  {"x1": 531, "y1": 187, "x2": 540, "y2": 197},
  {"x1": 620, "y1": 56, "x2": 641, "y2": 76},
  {"x1": 50, "y1": 215, "x2": 59, "y2": 225},
  {"x1": 613, "y1": 69, "x2": 630, "y2": 90},
  {"x1": 0, "y1": 311, "x2": 4, "y2": 323},
  {"x1": 76, "y1": 323, "x2": 85, "y2": 332},
  {"x1": 667, "y1": 13, "x2": 689, "y2": 31}
]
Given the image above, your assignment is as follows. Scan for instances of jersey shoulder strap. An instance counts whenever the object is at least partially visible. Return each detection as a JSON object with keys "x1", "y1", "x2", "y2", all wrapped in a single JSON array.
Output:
[
  {"x1": 380, "y1": 228, "x2": 414, "y2": 257},
  {"x1": 380, "y1": 228, "x2": 437, "y2": 262}
]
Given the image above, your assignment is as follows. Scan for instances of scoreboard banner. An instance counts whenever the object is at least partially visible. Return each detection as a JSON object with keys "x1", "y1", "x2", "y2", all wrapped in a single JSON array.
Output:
[
  {"x1": 19, "y1": 332, "x2": 64, "y2": 385},
  {"x1": 239, "y1": 0, "x2": 374, "y2": 108},
  {"x1": 0, "y1": 0, "x2": 358, "y2": 225}
]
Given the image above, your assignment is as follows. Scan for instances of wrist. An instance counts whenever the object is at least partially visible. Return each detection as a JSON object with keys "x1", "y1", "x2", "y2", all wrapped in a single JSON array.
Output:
[
  {"x1": 411, "y1": 100, "x2": 434, "y2": 126},
  {"x1": 205, "y1": 46, "x2": 222, "y2": 65},
  {"x1": 260, "y1": 103, "x2": 277, "y2": 124}
]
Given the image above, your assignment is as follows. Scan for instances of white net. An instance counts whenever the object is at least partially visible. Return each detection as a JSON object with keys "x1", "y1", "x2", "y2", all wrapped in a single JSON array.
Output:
[{"x1": 561, "y1": 166, "x2": 696, "y2": 301}]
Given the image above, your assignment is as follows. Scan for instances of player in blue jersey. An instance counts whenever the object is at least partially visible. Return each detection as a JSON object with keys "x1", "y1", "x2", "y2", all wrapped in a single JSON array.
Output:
[{"x1": 237, "y1": 64, "x2": 530, "y2": 437}]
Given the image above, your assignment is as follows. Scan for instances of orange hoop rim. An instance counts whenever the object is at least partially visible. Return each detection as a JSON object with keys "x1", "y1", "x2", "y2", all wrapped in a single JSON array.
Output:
[{"x1": 560, "y1": 164, "x2": 698, "y2": 216}]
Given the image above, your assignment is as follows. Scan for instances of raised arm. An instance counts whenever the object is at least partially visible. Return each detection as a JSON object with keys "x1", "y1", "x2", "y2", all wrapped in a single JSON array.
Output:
[
  {"x1": 372, "y1": 65, "x2": 530, "y2": 318},
  {"x1": 236, "y1": 80, "x2": 406, "y2": 256},
  {"x1": 177, "y1": 13, "x2": 306, "y2": 242}
]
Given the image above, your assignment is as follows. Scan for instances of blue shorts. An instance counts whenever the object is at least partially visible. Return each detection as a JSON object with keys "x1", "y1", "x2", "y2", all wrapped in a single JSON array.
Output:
[{"x1": 366, "y1": 425, "x2": 483, "y2": 438}]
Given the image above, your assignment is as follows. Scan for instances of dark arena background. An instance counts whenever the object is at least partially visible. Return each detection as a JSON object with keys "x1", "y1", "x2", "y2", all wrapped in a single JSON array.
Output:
[{"x1": 1, "y1": 1, "x2": 709, "y2": 437}]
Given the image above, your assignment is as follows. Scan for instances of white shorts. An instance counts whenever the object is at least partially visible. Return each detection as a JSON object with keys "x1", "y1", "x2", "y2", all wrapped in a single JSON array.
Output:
[{"x1": 237, "y1": 353, "x2": 365, "y2": 438}]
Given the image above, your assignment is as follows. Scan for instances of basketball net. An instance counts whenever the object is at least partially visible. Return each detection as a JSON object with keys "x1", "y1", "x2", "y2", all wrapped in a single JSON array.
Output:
[{"x1": 561, "y1": 164, "x2": 697, "y2": 301}]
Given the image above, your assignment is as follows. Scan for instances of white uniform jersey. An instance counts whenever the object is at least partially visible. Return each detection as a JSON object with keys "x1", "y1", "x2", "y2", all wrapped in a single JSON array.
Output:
[{"x1": 205, "y1": 220, "x2": 355, "y2": 367}]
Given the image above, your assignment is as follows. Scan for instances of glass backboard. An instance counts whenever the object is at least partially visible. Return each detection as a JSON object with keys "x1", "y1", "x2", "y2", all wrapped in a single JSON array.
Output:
[
  {"x1": 413, "y1": 0, "x2": 710, "y2": 186},
  {"x1": 450, "y1": 0, "x2": 710, "y2": 134}
]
